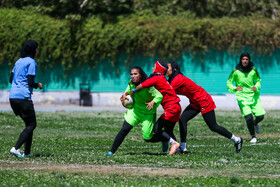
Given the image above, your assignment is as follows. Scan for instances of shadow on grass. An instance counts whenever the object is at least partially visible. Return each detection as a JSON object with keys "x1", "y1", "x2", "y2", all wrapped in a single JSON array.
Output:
[
  {"x1": 33, "y1": 152, "x2": 53, "y2": 158},
  {"x1": 126, "y1": 150, "x2": 194, "y2": 156},
  {"x1": 126, "y1": 152, "x2": 167, "y2": 156}
]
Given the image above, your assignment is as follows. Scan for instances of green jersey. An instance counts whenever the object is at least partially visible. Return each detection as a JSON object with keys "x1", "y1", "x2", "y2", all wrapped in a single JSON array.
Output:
[
  {"x1": 125, "y1": 80, "x2": 163, "y2": 114},
  {"x1": 227, "y1": 67, "x2": 261, "y2": 105}
]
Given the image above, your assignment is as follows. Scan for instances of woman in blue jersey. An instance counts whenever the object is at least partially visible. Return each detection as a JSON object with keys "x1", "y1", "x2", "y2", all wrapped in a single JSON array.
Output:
[{"x1": 9, "y1": 40, "x2": 43, "y2": 158}]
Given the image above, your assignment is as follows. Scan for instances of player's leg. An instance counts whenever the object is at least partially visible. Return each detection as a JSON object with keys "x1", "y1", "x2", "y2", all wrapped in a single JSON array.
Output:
[
  {"x1": 252, "y1": 98, "x2": 266, "y2": 134},
  {"x1": 158, "y1": 103, "x2": 181, "y2": 155},
  {"x1": 11, "y1": 100, "x2": 36, "y2": 158},
  {"x1": 254, "y1": 115, "x2": 264, "y2": 134},
  {"x1": 107, "y1": 120, "x2": 134, "y2": 155},
  {"x1": 239, "y1": 102, "x2": 256, "y2": 143},
  {"x1": 244, "y1": 114, "x2": 257, "y2": 142},
  {"x1": 105, "y1": 110, "x2": 140, "y2": 155},
  {"x1": 152, "y1": 117, "x2": 170, "y2": 142},
  {"x1": 22, "y1": 113, "x2": 36, "y2": 157},
  {"x1": 202, "y1": 110, "x2": 243, "y2": 153},
  {"x1": 141, "y1": 113, "x2": 156, "y2": 141},
  {"x1": 179, "y1": 105, "x2": 200, "y2": 152},
  {"x1": 143, "y1": 114, "x2": 170, "y2": 152},
  {"x1": 165, "y1": 120, "x2": 176, "y2": 141},
  {"x1": 9, "y1": 99, "x2": 23, "y2": 157},
  {"x1": 202, "y1": 110, "x2": 233, "y2": 138}
]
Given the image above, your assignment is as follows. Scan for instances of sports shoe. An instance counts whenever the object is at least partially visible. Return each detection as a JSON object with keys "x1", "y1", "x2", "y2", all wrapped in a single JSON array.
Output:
[
  {"x1": 177, "y1": 147, "x2": 188, "y2": 155},
  {"x1": 181, "y1": 148, "x2": 188, "y2": 154},
  {"x1": 23, "y1": 153, "x2": 32, "y2": 158},
  {"x1": 234, "y1": 138, "x2": 243, "y2": 153},
  {"x1": 104, "y1": 151, "x2": 114, "y2": 156},
  {"x1": 255, "y1": 124, "x2": 260, "y2": 134},
  {"x1": 10, "y1": 147, "x2": 23, "y2": 158},
  {"x1": 250, "y1": 137, "x2": 257, "y2": 143},
  {"x1": 162, "y1": 141, "x2": 169, "y2": 152},
  {"x1": 169, "y1": 142, "x2": 180, "y2": 155}
]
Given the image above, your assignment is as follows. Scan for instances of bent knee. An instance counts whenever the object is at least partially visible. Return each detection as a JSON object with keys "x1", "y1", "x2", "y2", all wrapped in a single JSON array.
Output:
[
  {"x1": 143, "y1": 135, "x2": 153, "y2": 141},
  {"x1": 256, "y1": 115, "x2": 264, "y2": 120}
]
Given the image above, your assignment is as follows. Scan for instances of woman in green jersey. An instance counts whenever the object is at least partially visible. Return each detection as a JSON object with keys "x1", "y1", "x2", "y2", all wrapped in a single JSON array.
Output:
[
  {"x1": 227, "y1": 52, "x2": 265, "y2": 143},
  {"x1": 105, "y1": 66, "x2": 163, "y2": 155}
]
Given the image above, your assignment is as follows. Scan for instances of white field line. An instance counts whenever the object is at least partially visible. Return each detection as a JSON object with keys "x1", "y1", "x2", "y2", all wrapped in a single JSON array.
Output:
[
  {"x1": 190, "y1": 142, "x2": 280, "y2": 147},
  {"x1": 74, "y1": 142, "x2": 280, "y2": 150}
]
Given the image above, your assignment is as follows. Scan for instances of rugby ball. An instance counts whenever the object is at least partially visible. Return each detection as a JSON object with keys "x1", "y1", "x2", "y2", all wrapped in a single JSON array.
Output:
[{"x1": 123, "y1": 95, "x2": 134, "y2": 109}]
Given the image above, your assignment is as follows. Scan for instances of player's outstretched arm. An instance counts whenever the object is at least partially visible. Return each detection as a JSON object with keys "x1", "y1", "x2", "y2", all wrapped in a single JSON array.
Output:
[{"x1": 130, "y1": 84, "x2": 143, "y2": 96}]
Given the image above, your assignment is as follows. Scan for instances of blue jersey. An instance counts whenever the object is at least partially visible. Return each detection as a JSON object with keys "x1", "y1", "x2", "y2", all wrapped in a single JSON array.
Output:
[{"x1": 9, "y1": 57, "x2": 37, "y2": 100}]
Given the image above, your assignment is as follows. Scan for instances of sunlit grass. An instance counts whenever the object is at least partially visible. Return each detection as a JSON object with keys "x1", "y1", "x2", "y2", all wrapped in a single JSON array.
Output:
[{"x1": 0, "y1": 110, "x2": 279, "y2": 186}]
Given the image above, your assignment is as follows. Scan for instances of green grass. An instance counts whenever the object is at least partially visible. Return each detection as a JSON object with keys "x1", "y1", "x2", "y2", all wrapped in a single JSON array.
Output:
[{"x1": 0, "y1": 110, "x2": 280, "y2": 186}]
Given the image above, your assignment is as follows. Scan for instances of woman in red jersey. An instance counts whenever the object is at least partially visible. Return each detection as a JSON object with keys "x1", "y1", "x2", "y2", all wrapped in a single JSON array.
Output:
[
  {"x1": 131, "y1": 61, "x2": 181, "y2": 155},
  {"x1": 167, "y1": 61, "x2": 243, "y2": 153}
]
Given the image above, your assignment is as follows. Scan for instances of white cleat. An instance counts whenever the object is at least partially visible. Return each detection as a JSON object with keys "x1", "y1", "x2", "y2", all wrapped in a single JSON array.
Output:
[
  {"x1": 10, "y1": 147, "x2": 23, "y2": 158},
  {"x1": 250, "y1": 137, "x2": 257, "y2": 143}
]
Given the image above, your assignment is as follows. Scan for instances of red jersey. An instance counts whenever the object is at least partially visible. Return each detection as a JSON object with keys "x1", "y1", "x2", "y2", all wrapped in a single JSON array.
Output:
[
  {"x1": 171, "y1": 74, "x2": 216, "y2": 114},
  {"x1": 141, "y1": 75, "x2": 180, "y2": 110}
]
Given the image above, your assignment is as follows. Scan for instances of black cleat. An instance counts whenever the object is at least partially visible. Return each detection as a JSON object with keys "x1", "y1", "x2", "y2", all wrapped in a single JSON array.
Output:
[
  {"x1": 177, "y1": 147, "x2": 189, "y2": 155},
  {"x1": 234, "y1": 138, "x2": 243, "y2": 153}
]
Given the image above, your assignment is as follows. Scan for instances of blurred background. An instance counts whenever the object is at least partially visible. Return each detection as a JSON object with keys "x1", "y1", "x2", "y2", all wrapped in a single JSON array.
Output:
[{"x1": 1, "y1": 0, "x2": 280, "y2": 110}]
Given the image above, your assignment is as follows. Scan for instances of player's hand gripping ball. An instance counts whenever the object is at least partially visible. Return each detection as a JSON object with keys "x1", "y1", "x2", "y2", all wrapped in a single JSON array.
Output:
[{"x1": 123, "y1": 95, "x2": 134, "y2": 109}]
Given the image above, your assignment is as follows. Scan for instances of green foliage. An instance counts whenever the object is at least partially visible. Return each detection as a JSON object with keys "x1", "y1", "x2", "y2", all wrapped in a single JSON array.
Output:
[
  {"x1": 0, "y1": 8, "x2": 73, "y2": 70},
  {"x1": 1, "y1": 8, "x2": 280, "y2": 71},
  {"x1": 1, "y1": 0, "x2": 279, "y2": 19}
]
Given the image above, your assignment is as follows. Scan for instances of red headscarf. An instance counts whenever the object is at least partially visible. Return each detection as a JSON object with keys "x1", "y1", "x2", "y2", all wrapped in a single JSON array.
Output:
[{"x1": 153, "y1": 61, "x2": 167, "y2": 74}]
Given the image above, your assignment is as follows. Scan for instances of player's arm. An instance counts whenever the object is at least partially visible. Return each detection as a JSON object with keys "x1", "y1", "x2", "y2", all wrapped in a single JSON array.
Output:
[
  {"x1": 227, "y1": 69, "x2": 239, "y2": 93},
  {"x1": 27, "y1": 61, "x2": 43, "y2": 89},
  {"x1": 130, "y1": 84, "x2": 142, "y2": 97},
  {"x1": 9, "y1": 72, "x2": 14, "y2": 84},
  {"x1": 170, "y1": 76, "x2": 183, "y2": 92},
  {"x1": 252, "y1": 67, "x2": 261, "y2": 92},
  {"x1": 131, "y1": 77, "x2": 157, "y2": 96},
  {"x1": 27, "y1": 75, "x2": 42, "y2": 89},
  {"x1": 148, "y1": 87, "x2": 163, "y2": 109},
  {"x1": 121, "y1": 85, "x2": 130, "y2": 105}
]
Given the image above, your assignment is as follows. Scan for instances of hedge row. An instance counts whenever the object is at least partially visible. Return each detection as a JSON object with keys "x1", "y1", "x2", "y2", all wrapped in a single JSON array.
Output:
[{"x1": 1, "y1": 8, "x2": 280, "y2": 70}]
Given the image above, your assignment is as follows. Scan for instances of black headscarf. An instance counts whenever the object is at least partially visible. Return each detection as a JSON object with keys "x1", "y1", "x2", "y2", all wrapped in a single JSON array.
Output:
[
  {"x1": 235, "y1": 52, "x2": 254, "y2": 73},
  {"x1": 168, "y1": 61, "x2": 183, "y2": 83},
  {"x1": 20, "y1": 40, "x2": 38, "y2": 59},
  {"x1": 131, "y1": 66, "x2": 148, "y2": 86}
]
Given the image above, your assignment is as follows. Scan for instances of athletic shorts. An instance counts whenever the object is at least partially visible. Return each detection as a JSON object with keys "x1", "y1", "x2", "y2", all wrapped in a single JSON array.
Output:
[
  {"x1": 124, "y1": 109, "x2": 156, "y2": 140},
  {"x1": 161, "y1": 102, "x2": 181, "y2": 122},
  {"x1": 238, "y1": 98, "x2": 266, "y2": 117},
  {"x1": 10, "y1": 99, "x2": 35, "y2": 118}
]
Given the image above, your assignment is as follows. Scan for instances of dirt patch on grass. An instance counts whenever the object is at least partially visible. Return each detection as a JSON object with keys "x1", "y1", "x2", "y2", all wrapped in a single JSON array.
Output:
[
  {"x1": 1, "y1": 161, "x2": 197, "y2": 177},
  {"x1": 1, "y1": 161, "x2": 279, "y2": 178}
]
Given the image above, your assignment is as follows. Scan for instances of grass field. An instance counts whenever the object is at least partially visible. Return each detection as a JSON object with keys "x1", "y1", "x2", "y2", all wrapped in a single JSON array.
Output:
[{"x1": 0, "y1": 110, "x2": 279, "y2": 186}]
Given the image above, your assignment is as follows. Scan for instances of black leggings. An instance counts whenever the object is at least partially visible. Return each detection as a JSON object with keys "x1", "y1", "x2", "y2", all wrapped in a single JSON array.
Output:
[
  {"x1": 244, "y1": 114, "x2": 264, "y2": 137},
  {"x1": 15, "y1": 114, "x2": 37, "y2": 155},
  {"x1": 10, "y1": 99, "x2": 37, "y2": 155},
  {"x1": 179, "y1": 105, "x2": 232, "y2": 142},
  {"x1": 110, "y1": 120, "x2": 133, "y2": 153},
  {"x1": 150, "y1": 117, "x2": 176, "y2": 142},
  {"x1": 110, "y1": 118, "x2": 174, "y2": 153}
]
